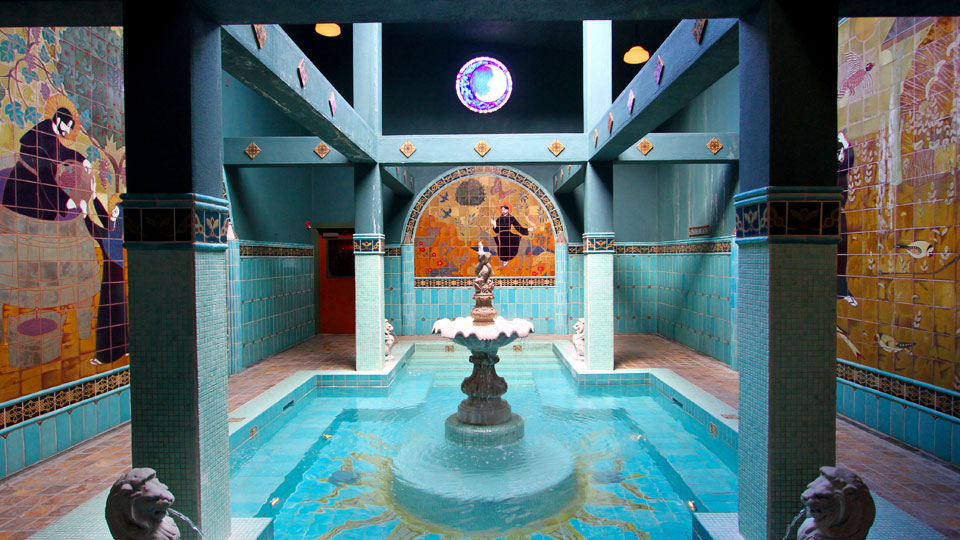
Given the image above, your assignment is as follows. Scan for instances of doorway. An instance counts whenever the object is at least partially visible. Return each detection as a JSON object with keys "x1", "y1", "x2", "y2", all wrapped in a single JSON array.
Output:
[{"x1": 314, "y1": 229, "x2": 355, "y2": 334}]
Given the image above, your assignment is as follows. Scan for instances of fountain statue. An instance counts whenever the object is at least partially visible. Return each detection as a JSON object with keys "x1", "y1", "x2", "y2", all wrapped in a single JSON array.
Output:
[
  {"x1": 105, "y1": 468, "x2": 180, "y2": 540},
  {"x1": 392, "y1": 242, "x2": 576, "y2": 532}
]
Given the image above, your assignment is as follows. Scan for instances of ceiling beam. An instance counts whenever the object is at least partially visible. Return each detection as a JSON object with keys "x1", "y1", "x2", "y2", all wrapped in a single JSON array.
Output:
[
  {"x1": 220, "y1": 24, "x2": 378, "y2": 162},
  {"x1": 552, "y1": 164, "x2": 586, "y2": 194},
  {"x1": 616, "y1": 132, "x2": 738, "y2": 163},
  {"x1": 378, "y1": 134, "x2": 587, "y2": 166},
  {"x1": 223, "y1": 137, "x2": 350, "y2": 166},
  {"x1": 379, "y1": 165, "x2": 415, "y2": 195},
  {"x1": 589, "y1": 19, "x2": 738, "y2": 161}
]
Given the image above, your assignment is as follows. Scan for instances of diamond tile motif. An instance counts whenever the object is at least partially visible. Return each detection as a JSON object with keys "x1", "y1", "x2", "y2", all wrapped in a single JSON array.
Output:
[
  {"x1": 314, "y1": 142, "x2": 330, "y2": 159},
  {"x1": 244, "y1": 142, "x2": 261, "y2": 160},
  {"x1": 607, "y1": 112, "x2": 614, "y2": 133},
  {"x1": 637, "y1": 138, "x2": 654, "y2": 155},
  {"x1": 654, "y1": 55, "x2": 664, "y2": 84},
  {"x1": 400, "y1": 140, "x2": 416, "y2": 158},
  {"x1": 693, "y1": 19, "x2": 707, "y2": 44},
  {"x1": 627, "y1": 89, "x2": 636, "y2": 114},
  {"x1": 474, "y1": 139, "x2": 491, "y2": 157},
  {"x1": 548, "y1": 138, "x2": 565, "y2": 157},
  {"x1": 252, "y1": 24, "x2": 267, "y2": 49},
  {"x1": 297, "y1": 58, "x2": 308, "y2": 87},
  {"x1": 707, "y1": 137, "x2": 723, "y2": 155},
  {"x1": 328, "y1": 92, "x2": 336, "y2": 115}
]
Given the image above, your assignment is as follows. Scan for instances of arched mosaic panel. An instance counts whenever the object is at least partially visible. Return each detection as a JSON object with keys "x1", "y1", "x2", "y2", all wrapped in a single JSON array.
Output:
[{"x1": 407, "y1": 167, "x2": 563, "y2": 279}]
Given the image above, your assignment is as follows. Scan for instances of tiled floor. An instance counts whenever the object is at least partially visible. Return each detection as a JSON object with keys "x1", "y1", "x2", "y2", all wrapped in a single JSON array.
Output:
[{"x1": 0, "y1": 333, "x2": 958, "y2": 539}]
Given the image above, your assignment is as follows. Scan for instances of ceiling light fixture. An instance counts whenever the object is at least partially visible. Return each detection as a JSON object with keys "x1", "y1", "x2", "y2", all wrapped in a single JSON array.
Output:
[
  {"x1": 314, "y1": 23, "x2": 341, "y2": 37},
  {"x1": 623, "y1": 45, "x2": 650, "y2": 64}
]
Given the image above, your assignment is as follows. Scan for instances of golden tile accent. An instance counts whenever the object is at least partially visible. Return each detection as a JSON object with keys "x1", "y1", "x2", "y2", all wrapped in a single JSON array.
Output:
[
  {"x1": 314, "y1": 142, "x2": 331, "y2": 159},
  {"x1": 692, "y1": 19, "x2": 707, "y2": 44},
  {"x1": 593, "y1": 129, "x2": 599, "y2": 147},
  {"x1": 607, "y1": 112, "x2": 614, "y2": 133},
  {"x1": 250, "y1": 426, "x2": 258, "y2": 438},
  {"x1": 706, "y1": 137, "x2": 723, "y2": 155},
  {"x1": 637, "y1": 138, "x2": 654, "y2": 155},
  {"x1": 548, "y1": 138, "x2": 565, "y2": 157},
  {"x1": 400, "y1": 140, "x2": 416, "y2": 158},
  {"x1": 445, "y1": 345, "x2": 454, "y2": 352},
  {"x1": 474, "y1": 139, "x2": 491, "y2": 157},
  {"x1": 252, "y1": 24, "x2": 268, "y2": 49},
  {"x1": 244, "y1": 142, "x2": 261, "y2": 160},
  {"x1": 297, "y1": 58, "x2": 308, "y2": 87}
]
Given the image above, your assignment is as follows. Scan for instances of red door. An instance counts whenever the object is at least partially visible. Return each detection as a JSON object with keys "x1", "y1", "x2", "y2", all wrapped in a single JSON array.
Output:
[{"x1": 315, "y1": 230, "x2": 355, "y2": 333}]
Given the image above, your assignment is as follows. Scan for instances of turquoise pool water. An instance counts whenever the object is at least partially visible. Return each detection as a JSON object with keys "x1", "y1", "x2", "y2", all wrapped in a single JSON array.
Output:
[{"x1": 230, "y1": 354, "x2": 737, "y2": 539}]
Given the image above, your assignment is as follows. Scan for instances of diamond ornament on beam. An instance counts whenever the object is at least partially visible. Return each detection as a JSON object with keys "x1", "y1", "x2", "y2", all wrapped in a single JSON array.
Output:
[
  {"x1": 706, "y1": 137, "x2": 723, "y2": 155},
  {"x1": 400, "y1": 140, "x2": 416, "y2": 158},
  {"x1": 474, "y1": 139, "x2": 491, "y2": 157},
  {"x1": 244, "y1": 142, "x2": 261, "y2": 159},
  {"x1": 548, "y1": 139, "x2": 565, "y2": 157},
  {"x1": 637, "y1": 138, "x2": 654, "y2": 156},
  {"x1": 314, "y1": 142, "x2": 331, "y2": 159}
]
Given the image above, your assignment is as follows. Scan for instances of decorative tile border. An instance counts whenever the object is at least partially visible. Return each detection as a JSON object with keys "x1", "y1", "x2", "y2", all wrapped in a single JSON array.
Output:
[
  {"x1": 733, "y1": 187, "x2": 843, "y2": 240},
  {"x1": 121, "y1": 193, "x2": 230, "y2": 248},
  {"x1": 415, "y1": 277, "x2": 555, "y2": 288},
  {"x1": 583, "y1": 233, "x2": 615, "y2": 253},
  {"x1": 615, "y1": 241, "x2": 732, "y2": 254},
  {"x1": 0, "y1": 368, "x2": 129, "y2": 430},
  {"x1": 385, "y1": 246, "x2": 402, "y2": 257},
  {"x1": 353, "y1": 233, "x2": 384, "y2": 254},
  {"x1": 403, "y1": 166, "x2": 565, "y2": 242},
  {"x1": 837, "y1": 359, "x2": 960, "y2": 420},
  {"x1": 238, "y1": 244, "x2": 313, "y2": 257},
  {"x1": 568, "y1": 244, "x2": 583, "y2": 255}
]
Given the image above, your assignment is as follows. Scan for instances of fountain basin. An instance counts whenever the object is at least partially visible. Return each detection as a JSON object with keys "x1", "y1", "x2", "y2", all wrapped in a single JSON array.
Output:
[
  {"x1": 392, "y1": 435, "x2": 576, "y2": 532},
  {"x1": 445, "y1": 412, "x2": 524, "y2": 446},
  {"x1": 431, "y1": 316, "x2": 534, "y2": 354}
]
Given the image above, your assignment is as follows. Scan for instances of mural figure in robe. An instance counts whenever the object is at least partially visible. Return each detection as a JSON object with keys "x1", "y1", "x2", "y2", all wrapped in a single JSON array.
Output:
[
  {"x1": 490, "y1": 203, "x2": 530, "y2": 267},
  {"x1": 86, "y1": 193, "x2": 127, "y2": 365},
  {"x1": 836, "y1": 131, "x2": 855, "y2": 306}
]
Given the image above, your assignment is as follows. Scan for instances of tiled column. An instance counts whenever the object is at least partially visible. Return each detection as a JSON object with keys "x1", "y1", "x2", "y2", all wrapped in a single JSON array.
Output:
[
  {"x1": 121, "y1": 194, "x2": 231, "y2": 540},
  {"x1": 582, "y1": 161, "x2": 615, "y2": 371},
  {"x1": 355, "y1": 163, "x2": 385, "y2": 371},
  {"x1": 123, "y1": 4, "x2": 229, "y2": 540},
  {"x1": 554, "y1": 242, "x2": 569, "y2": 335},
  {"x1": 400, "y1": 243, "x2": 415, "y2": 336},
  {"x1": 736, "y1": 1, "x2": 837, "y2": 538}
]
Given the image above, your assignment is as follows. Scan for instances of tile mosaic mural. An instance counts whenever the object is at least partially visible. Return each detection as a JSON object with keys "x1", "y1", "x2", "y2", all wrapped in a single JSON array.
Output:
[
  {"x1": 410, "y1": 166, "x2": 557, "y2": 279},
  {"x1": 0, "y1": 27, "x2": 126, "y2": 402},
  {"x1": 836, "y1": 18, "x2": 959, "y2": 394}
]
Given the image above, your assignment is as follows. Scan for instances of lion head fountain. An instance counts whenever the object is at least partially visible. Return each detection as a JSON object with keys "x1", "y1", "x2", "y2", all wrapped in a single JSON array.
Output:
[
  {"x1": 797, "y1": 466, "x2": 875, "y2": 540},
  {"x1": 105, "y1": 468, "x2": 180, "y2": 540}
]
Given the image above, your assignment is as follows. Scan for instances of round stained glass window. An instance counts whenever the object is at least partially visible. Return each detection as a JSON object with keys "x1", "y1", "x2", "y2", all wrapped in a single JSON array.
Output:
[{"x1": 455, "y1": 56, "x2": 513, "y2": 114}]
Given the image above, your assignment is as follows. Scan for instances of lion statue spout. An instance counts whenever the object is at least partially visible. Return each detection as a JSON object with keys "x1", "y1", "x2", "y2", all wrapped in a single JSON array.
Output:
[
  {"x1": 797, "y1": 466, "x2": 875, "y2": 540},
  {"x1": 105, "y1": 468, "x2": 181, "y2": 540}
]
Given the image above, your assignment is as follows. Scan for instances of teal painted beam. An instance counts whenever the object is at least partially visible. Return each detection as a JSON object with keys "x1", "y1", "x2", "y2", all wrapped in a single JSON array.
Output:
[
  {"x1": 193, "y1": 1, "x2": 758, "y2": 24},
  {"x1": 380, "y1": 165, "x2": 415, "y2": 195},
  {"x1": 221, "y1": 24, "x2": 377, "y2": 162},
  {"x1": 583, "y1": 21, "x2": 612, "y2": 131},
  {"x1": 223, "y1": 137, "x2": 350, "y2": 166},
  {"x1": 590, "y1": 19, "x2": 739, "y2": 161},
  {"x1": 378, "y1": 134, "x2": 587, "y2": 165},
  {"x1": 553, "y1": 164, "x2": 586, "y2": 194},
  {"x1": 353, "y1": 23, "x2": 383, "y2": 135},
  {"x1": 616, "y1": 132, "x2": 739, "y2": 163}
]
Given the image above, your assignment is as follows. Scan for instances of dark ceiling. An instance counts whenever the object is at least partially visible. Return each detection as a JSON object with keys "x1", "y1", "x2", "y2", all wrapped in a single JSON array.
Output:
[{"x1": 282, "y1": 20, "x2": 678, "y2": 135}]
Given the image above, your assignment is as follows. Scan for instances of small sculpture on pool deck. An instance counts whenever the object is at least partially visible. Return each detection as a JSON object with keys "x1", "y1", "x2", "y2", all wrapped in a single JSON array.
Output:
[
  {"x1": 384, "y1": 319, "x2": 396, "y2": 361},
  {"x1": 572, "y1": 317, "x2": 585, "y2": 357},
  {"x1": 796, "y1": 466, "x2": 875, "y2": 540},
  {"x1": 469, "y1": 241, "x2": 497, "y2": 325},
  {"x1": 105, "y1": 468, "x2": 180, "y2": 540}
]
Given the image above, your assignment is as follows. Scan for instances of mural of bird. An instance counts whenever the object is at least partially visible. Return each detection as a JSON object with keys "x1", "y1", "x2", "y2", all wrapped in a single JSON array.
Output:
[
  {"x1": 876, "y1": 333, "x2": 915, "y2": 353},
  {"x1": 837, "y1": 326, "x2": 865, "y2": 362},
  {"x1": 441, "y1": 207, "x2": 452, "y2": 218},
  {"x1": 838, "y1": 52, "x2": 874, "y2": 100},
  {"x1": 896, "y1": 240, "x2": 934, "y2": 258},
  {"x1": 439, "y1": 191, "x2": 450, "y2": 203}
]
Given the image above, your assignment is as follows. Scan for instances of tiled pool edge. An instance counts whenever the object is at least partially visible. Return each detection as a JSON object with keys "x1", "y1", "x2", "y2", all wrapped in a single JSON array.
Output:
[
  {"x1": 692, "y1": 496, "x2": 950, "y2": 540},
  {"x1": 552, "y1": 340, "x2": 739, "y2": 449}
]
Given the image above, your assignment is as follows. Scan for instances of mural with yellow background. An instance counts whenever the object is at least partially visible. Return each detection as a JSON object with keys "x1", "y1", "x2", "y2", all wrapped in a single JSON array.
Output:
[
  {"x1": 414, "y1": 172, "x2": 556, "y2": 278},
  {"x1": 0, "y1": 26, "x2": 126, "y2": 402},
  {"x1": 837, "y1": 17, "x2": 959, "y2": 392}
]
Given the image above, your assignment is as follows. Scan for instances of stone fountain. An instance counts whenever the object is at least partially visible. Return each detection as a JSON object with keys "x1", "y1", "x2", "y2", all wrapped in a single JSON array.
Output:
[{"x1": 391, "y1": 243, "x2": 575, "y2": 532}]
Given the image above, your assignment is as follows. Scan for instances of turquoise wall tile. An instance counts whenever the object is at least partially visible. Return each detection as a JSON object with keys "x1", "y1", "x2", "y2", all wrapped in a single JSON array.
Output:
[
  {"x1": 876, "y1": 396, "x2": 890, "y2": 433},
  {"x1": 23, "y1": 422, "x2": 41, "y2": 466},
  {"x1": 0, "y1": 435, "x2": 4, "y2": 477},
  {"x1": 853, "y1": 388, "x2": 865, "y2": 423},
  {"x1": 82, "y1": 402, "x2": 98, "y2": 439},
  {"x1": 953, "y1": 423, "x2": 960, "y2": 465},
  {"x1": 934, "y1": 418, "x2": 953, "y2": 462},
  {"x1": 120, "y1": 388, "x2": 131, "y2": 422},
  {"x1": 842, "y1": 385, "x2": 855, "y2": 417},
  {"x1": 40, "y1": 419, "x2": 57, "y2": 460},
  {"x1": 5, "y1": 428, "x2": 23, "y2": 473},
  {"x1": 69, "y1": 409, "x2": 84, "y2": 445},
  {"x1": 904, "y1": 407, "x2": 919, "y2": 447},
  {"x1": 890, "y1": 403, "x2": 905, "y2": 440},
  {"x1": 56, "y1": 412, "x2": 71, "y2": 452},
  {"x1": 918, "y1": 412, "x2": 936, "y2": 454}
]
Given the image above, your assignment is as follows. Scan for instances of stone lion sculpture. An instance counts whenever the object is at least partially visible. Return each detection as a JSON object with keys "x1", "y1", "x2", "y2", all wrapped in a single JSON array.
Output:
[
  {"x1": 797, "y1": 466, "x2": 875, "y2": 540},
  {"x1": 572, "y1": 318, "x2": 585, "y2": 357},
  {"x1": 105, "y1": 468, "x2": 180, "y2": 540},
  {"x1": 384, "y1": 319, "x2": 396, "y2": 360}
]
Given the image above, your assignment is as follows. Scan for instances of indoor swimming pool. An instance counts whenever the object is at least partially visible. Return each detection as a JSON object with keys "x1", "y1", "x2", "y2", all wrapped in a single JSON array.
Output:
[{"x1": 229, "y1": 348, "x2": 737, "y2": 540}]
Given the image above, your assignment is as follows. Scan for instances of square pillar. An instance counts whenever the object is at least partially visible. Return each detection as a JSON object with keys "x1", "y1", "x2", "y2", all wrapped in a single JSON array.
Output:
[
  {"x1": 400, "y1": 243, "x2": 416, "y2": 336},
  {"x1": 583, "y1": 234, "x2": 615, "y2": 370},
  {"x1": 122, "y1": 194, "x2": 231, "y2": 540},
  {"x1": 555, "y1": 242, "x2": 569, "y2": 335},
  {"x1": 355, "y1": 234, "x2": 385, "y2": 371}
]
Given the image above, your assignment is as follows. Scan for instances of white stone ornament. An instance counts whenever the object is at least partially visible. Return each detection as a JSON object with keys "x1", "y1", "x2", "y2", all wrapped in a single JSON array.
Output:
[
  {"x1": 384, "y1": 319, "x2": 396, "y2": 361},
  {"x1": 572, "y1": 318, "x2": 585, "y2": 357}
]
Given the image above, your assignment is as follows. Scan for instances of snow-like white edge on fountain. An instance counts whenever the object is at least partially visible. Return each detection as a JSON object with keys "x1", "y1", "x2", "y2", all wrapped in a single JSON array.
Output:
[{"x1": 432, "y1": 316, "x2": 534, "y2": 340}]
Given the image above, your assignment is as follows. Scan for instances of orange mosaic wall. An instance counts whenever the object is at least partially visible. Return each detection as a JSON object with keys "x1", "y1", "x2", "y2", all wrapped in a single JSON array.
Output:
[
  {"x1": 0, "y1": 27, "x2": 127, "y2": 402},
  {"x1": 413, "y1": 172, "x2": 556, "y2": 278},
  {"x1": 837, "y1": 17, "x2": 959, "y2": 392}
]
